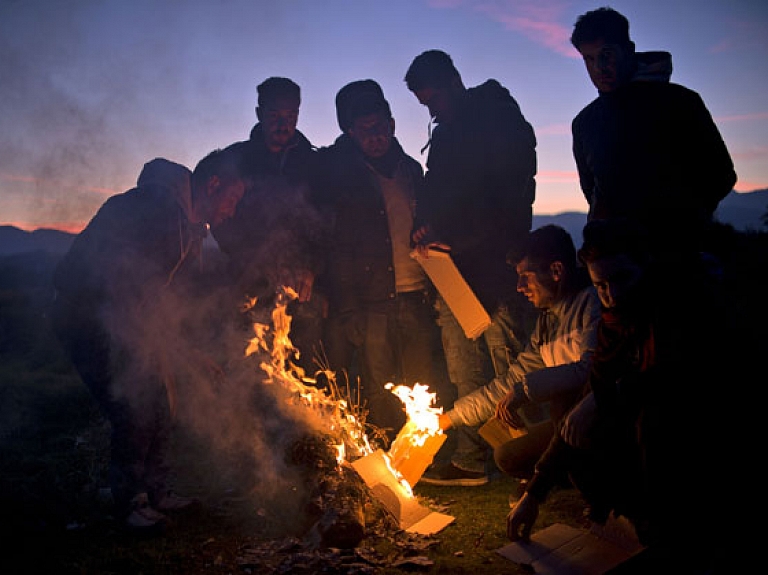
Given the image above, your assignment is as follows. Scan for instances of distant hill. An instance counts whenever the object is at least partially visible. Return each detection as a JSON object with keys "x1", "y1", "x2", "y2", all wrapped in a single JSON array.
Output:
[
  {"x1": 1, "y1": 189, "x2": 765, "y2": 256},
  {"x1": 0, "y1": 226, "x2": 75, "y2": 256},
  {"x1": 533, "y1": 188, "x2": 767, "y2": 247},
  {"x1": 714, "y1": 189, "x2": 768, "y2": 232}
]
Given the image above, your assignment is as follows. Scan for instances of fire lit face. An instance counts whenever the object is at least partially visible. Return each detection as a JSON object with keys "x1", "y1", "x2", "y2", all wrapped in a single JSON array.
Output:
[
  {"x1": 348, "y1": 111, "x2": 394, "y2": 159},
  {"x1": 577, "y1": 38, "x2": 634, "y2": 94},
  {"x1": 586, "y1": 253, "x2": 645, "y2": 310},
  {"x1": 515, "y1": 256, "x2": 559, "y2": 309},
  {"x1": 207, "y1": 178, "x2": 245, "y2": 227},
  {"x1": 257, "y1": 95, "x2": 300, "y2": 153}
]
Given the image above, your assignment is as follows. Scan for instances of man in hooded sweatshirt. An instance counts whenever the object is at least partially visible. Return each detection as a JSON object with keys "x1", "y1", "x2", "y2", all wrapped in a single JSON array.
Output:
[
  {"x1": 315, "y1": 80, "x2": 445, "y2": 445},
  {"x1": 404, "y1": 49, "x2": 538, "y2": 485},
  {"x1": 51, "y1": 149, "x2": 245, "y2": 531},
  {"x1": 570, "y1": 6, "x2": 736, "y2": 258}
]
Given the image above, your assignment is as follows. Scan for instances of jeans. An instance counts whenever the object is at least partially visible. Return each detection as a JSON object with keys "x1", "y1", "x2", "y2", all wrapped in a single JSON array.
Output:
[{"x1": 436, "y1": 295, "x2": 527, "y2": 473}]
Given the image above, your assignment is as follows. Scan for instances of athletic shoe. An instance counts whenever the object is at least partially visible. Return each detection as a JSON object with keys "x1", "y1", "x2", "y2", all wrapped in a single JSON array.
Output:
[{"x1": 418, "y1": 462, "x2": 489, "y2": 486}]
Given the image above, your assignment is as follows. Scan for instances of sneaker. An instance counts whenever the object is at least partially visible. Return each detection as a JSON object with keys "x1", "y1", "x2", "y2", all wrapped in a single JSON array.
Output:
[
  {"x1": 155, "y1": 491, "x2": 199, "y2": 512},
  {"x1": 125, "y1": 493, "x2": 169, "y2": 531},
  {"x1": 418, "y1": 462, "x2": 489, "y2": 486}
]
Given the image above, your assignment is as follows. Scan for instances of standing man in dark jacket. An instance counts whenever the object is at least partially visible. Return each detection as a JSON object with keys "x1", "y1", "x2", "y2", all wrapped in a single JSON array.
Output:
[
  {"x1": 212, "y1": 77, "x2": 328, "y2": 375},
  {"x1": 316, "y1": 80, "x2": 444, "y2": 444},
  {"x1": 51, "y1": 150, "x2": 245, "y2": 531},
  {"x1": 404, "y1": 49, "x2": 538, "y2": 484},
  {"x1": 570, "y1": 7, "x2": 737, "y2": 257}
]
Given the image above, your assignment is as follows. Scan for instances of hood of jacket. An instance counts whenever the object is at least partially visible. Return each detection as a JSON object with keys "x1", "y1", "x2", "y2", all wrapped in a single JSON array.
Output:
[
  {"x1": 466, "y1": 79, "x2": 524, "y2": 117},
  {"x1": 136, "y1": 158, "x2": 195, "y2": 221},
  {"x1": 632, "y1": 51, "x2": 672, "y2": 83}
]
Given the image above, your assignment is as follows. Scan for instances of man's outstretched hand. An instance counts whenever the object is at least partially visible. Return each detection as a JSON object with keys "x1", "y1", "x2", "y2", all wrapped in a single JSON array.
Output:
[{"x1": 507, "y1": 491, "x2": 539, "y2": 542}]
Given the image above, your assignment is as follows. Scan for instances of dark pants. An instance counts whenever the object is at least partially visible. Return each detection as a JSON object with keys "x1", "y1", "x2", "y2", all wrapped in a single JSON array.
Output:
[
  {"x1": 324, "y1": 291, "x2": 443, "y2": 444},
  {"x1": 52, "y1": 301, "x2": 172, "y2": 516}
]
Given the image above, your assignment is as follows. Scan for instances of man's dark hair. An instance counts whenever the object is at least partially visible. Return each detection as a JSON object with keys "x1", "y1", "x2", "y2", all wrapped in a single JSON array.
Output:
[
  {"x1": 508, "y1": 224, "x2": 578, "y2": 274},
  {"x1": 335, "y1": 79, "x2": 392, "y2": 132},
  {"x1": 191, "y1": 147, "x2": 242, "y2": 200},
  {"x1": 570, "y1": 6, "x2": 631, "y2": 49},
  {"x1": 577, "y1": 218, "x2": 652, "y2": 268},
  {"x1": 257, "y1": 77, "x2": 300, "y2": 108},
  {"x1": 404, "y1": 49, "x2": 460, "y2": 91}
]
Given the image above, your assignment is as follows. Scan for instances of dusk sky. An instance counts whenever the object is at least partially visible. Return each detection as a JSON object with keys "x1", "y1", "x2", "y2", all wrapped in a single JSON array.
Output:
[{"x1": 2, "y1": 0, "x2": 766, "y2": 233}]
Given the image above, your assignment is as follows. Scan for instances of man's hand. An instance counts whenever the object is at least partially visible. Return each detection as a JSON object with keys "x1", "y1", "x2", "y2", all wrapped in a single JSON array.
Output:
[
  {"x1": 438, "y1": 412, "x2": 453, "y2": 431},
  {"x1": 411, "y1": 225, "x2": 450, "y2": 258},
  {"x1": 507, "y1": 492, "x2": 539, "y2": 542},
  {"x1": 560, "y1": 392, "x2": 596, "y2": 448},
  {"x1": 495, "y1": 381, "x2": 529, "y2": 429}
]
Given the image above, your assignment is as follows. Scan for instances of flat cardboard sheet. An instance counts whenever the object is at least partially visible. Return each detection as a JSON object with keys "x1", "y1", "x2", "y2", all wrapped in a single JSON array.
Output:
[
  {"x1": 497, "y1": 519, "x2": 644, "y2": 575},
  {"x1": 411, "y1": 248, "x2": 491, "y2": 339},
  {"x1": 352, "y1": 449, "x2": 454, "y2": 535}
]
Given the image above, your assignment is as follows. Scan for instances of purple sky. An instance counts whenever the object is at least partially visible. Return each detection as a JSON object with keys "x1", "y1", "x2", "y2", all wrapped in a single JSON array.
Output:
[{"x1": 2, "y1": 0, "x2": 766, "y2": 232}]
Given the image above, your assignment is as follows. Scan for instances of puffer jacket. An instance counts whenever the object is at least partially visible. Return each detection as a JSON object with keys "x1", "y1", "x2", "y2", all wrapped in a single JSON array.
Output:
[
  {"x1": 317, "y1": 134, "x2": 425, "y2": 316},
  {"x1": 447, "y1": 286, "x2": 600, "y2": 427},
  {"x1": 418, "y1": 79, "x2": 537, "y2": 314},
  {"x1": 572, "y1": 51, "x2": 736, "y2": 247}
]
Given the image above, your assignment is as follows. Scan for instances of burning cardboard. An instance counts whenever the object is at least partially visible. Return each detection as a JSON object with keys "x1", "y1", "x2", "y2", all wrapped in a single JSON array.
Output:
[{"x1": 352, "y1": 450, "x2": 453, "y2": 535}]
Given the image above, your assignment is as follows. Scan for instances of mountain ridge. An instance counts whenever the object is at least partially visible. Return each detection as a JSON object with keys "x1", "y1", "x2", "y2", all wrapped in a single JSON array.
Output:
[{"x1": 1, "y1": 189, "x2": 765, "y2": 256}]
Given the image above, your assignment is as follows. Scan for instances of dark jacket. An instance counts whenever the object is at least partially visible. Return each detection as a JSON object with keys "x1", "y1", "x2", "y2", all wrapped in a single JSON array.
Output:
[
  {"x1": 211, "y1": 125, "x2": 328, "y2": 297},
  {"x1": 572, "y1": 51, "x2": 736, "y2": 250},
  {"x1": 317, "y1": 134, "x2": 425, "y2": 317},
  {"x1": 53, "y1": 159, "x2": 201, "y2": 321},
  {"x1": 419, "y1": 79, "x2": 537, "y2": 313},
  {"x1": 526, "y1": 253, "x2": 730, "y2": 548}
]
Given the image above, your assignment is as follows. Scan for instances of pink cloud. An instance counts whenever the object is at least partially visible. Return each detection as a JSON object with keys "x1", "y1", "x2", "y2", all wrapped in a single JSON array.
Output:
[
  {"x1": 427, "y1": 0, "x2": 578, "y2": 58},
  {"x1": 715, "y1": 112, "x2": 768, "y2": 123},
  {"x1": 536, "y1": 123, "x2": 570, "y2": 136},
  {"x1": 0, "y1": 171, "x2": 117, "y2": 196},
  {"x1": 537, "y1": 169, "x2": 578, "y2": 183}
]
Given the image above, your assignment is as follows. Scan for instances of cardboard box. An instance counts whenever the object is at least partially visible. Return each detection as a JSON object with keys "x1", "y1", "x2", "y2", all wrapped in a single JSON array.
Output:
[{"x1": 497, "y1": 516, "x2": 644, "y2": 575}]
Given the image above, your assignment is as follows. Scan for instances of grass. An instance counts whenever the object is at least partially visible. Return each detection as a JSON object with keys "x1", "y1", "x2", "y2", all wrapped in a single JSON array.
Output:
[{"x1": 0, "y1": 349, "x2": 590, "y2": 575}]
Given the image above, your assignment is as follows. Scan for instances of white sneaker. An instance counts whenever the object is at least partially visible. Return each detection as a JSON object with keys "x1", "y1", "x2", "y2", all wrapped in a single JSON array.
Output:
[
  {"x1": 125, "y1": 493, "x2": 169, "y2": 530},
  {"x1": 155, "y1": 491, "x2": 198, "y2": 512}
]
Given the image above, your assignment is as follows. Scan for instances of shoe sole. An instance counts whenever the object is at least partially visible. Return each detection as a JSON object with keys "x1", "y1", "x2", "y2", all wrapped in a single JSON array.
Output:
[{"x1": 418, "y1": 476, "x2": 489, "y2": 487}]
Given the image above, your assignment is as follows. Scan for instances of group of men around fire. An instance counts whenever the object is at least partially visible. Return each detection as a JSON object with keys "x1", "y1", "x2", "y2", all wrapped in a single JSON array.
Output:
[{"x1": 52, "y1": 7, "x2": 743, "y2": 573}]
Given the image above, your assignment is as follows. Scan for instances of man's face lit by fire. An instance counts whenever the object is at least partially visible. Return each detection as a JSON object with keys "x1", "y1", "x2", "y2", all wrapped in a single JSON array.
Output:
[
  {"x1": 515, "y1": 256, "x2": 560, "y2": 309},
  {"x1": 348, "y1": 111, "x2": 394, "y2": 159},
  {"x1": 257, "y1": 95, "x2": 300, "y2": 153},
  {"x1": 586, "y1": 253, "x2": 645, "y2": 310},
  {"x1": 205, "y1": 177, "x2": 245, "y2": 228}
]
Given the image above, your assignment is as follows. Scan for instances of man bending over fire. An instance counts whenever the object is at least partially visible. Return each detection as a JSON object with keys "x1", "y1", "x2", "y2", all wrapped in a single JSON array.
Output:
[{"x1": 51, "y1": 149, "x2": 245, "y2": 531}]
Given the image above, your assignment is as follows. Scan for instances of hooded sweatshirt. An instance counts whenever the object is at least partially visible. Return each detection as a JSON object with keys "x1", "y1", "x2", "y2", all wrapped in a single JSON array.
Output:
[
  {"x1": 53, "y1": 158, "x2": 198, "y2": 316},
  {"x1": 418, "y1": 79, "x2": 537, "y2": 313}
]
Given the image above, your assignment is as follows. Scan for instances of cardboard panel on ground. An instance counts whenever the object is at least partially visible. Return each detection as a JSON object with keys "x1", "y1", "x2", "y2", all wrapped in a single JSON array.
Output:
[
  {"x1": 497, "y1": 516, "x2": 644, "y2": 575},
  {"x1": 352, "y1": 450, "x2": 454, "y2": 536}
]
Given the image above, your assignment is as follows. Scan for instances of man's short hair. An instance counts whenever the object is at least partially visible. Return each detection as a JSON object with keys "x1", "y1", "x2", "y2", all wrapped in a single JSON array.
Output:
[
  {"x1": 508, "y1": 224, "x2": 577, "y2": 273},
  {"x1": 335, "y1": 79, "x2": 392, "y2": 132},
  {"x1": 257, "y1": 77, "x2": 300, "y2": 108},
  {"x1": 191, "y1": 146, "x2": 242, "y2": 200},
  {"x1": 404, "y1": 49, "x2": 460, "y2": 91},
  {"x1": 577, "y1": 218, "x2": 652, "y2": 267},
  {"x1": 571, "y1": 7, "x2": 631, "y2": 49}
]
